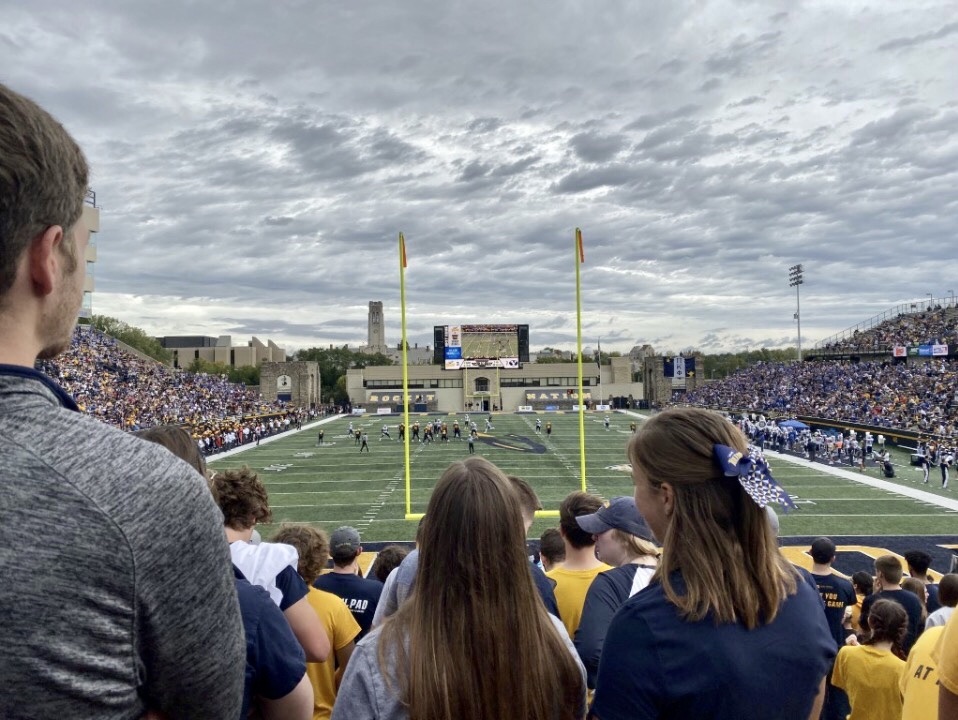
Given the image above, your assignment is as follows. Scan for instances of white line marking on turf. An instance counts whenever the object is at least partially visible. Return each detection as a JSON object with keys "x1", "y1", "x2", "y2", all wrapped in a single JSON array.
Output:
[
  {"x1": 355, "y1": 443, "x2": 426, "y2": 531},
  {"x1": 617, "y1": 410, "x2": 958, "y2": 514},
  {"x1": 764, "y1": 452, "x2": 958, "y2": 511}
]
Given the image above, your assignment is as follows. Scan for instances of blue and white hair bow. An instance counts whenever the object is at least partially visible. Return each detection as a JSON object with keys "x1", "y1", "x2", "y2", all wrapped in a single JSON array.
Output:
[{"x1": 713, "y1": 444, "x2": 796, "y2": 511}]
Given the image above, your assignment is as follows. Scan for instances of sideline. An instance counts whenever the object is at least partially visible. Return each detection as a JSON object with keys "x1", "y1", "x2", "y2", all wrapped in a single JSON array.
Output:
[
  {"x1": 616, "y1": 409, "x2": 958, "y2": 512},
  {"x1": 207, "y1": 415, "x2": 347, "y2": 461}
]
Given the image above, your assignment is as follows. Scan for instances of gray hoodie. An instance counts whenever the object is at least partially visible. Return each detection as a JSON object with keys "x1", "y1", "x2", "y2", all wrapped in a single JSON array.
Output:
[{"x1": 0, "y1": 368, "x2": 245, "y2": 719}]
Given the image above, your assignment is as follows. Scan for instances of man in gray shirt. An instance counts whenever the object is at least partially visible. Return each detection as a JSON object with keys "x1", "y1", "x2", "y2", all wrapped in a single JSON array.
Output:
[{"x1": 0, "y1": 82, "x2": 245, "y2": 719}]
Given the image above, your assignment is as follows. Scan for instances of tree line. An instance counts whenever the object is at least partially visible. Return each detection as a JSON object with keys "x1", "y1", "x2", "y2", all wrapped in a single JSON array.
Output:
[{"x1": 84, "y1": 314, "x2": 799, "y2": 401}]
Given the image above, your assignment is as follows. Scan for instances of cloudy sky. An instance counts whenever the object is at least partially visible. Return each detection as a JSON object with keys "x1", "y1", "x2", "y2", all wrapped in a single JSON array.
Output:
[{"x1": 3, "y1": 1, "x2": 955, "y2": 354}]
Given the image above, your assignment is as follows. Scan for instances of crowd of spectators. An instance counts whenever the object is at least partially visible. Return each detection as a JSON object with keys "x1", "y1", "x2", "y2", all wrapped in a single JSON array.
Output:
[
  {"x1": 39, "y1": 327, "x2": 317, "y2": 452},
  {"x1": 686, "y1": 358, "x2": 958, "y2": 435},
  {"x1": 10, "y1": 79, "x2": 958, "y2": 720},
  {"x1": 819, "y1": 305, "x2": 958, "y2": 353}
]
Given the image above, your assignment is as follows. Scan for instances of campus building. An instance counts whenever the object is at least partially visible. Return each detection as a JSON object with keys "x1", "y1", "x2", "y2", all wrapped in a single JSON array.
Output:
[
  {"x1": 159, "y1": 335, "x2": 286, "y2": 369},
  {"x1": 346, "y1": 356, "x2": 644, "y2": 413}
]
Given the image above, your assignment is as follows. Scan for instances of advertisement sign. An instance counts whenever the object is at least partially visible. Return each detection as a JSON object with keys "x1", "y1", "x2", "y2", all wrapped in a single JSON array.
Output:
[
  {"x1": 933, "y1": 344, "x2": 948, "y2": 356},
  {"x1": 892, "y1": 346, "x2": 907, "y2": 358}
]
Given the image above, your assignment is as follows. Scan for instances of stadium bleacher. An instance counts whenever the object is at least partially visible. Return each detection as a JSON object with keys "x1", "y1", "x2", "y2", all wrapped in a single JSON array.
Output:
[{"x1": 39, "y1": 327, "x2": 307, "y2": 452}]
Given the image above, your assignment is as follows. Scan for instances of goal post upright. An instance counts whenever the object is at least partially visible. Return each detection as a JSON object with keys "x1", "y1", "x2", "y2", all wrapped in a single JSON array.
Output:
[
  {"x1": 575, "y1": 228, "x2": 587, "y2": 492},
  {"x1": 399, "y1": 232, "x2": 413, "y2": 518}
]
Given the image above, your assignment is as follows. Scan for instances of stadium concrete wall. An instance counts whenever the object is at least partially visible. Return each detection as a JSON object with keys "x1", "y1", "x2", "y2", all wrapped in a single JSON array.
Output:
[{"x1": 348, "y1": 362, "x2": 644, "y2": 412}]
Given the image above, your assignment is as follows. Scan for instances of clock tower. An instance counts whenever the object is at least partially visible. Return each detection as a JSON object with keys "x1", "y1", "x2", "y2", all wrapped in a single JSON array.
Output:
[{"x1": 367, "y1": 301, "x2": 386, "y2": 353}]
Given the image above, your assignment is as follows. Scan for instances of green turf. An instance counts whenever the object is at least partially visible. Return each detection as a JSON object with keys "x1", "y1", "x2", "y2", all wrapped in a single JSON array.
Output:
[{"x1": 209, "y1": 413, "x2": 958, "y2": 542}]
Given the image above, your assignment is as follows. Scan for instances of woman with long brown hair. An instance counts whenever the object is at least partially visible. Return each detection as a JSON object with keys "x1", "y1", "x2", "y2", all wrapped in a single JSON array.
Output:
[
  {"x1": 590, "y1": 407, "x2": 835, "y2": 720},
  {"x1": 332, "y1": 456, "x2": 586, "y2": 720}
]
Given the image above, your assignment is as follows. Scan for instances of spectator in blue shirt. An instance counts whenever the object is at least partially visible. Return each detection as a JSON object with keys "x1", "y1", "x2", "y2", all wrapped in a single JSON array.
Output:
[{"x1": 591, "y1": 407, "x2": 835, "y2": 720}]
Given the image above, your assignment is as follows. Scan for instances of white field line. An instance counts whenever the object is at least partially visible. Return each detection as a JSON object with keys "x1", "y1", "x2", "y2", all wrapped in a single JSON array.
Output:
[{"x1": 616, "y1": 410, "x2": 958, "y2": 512}]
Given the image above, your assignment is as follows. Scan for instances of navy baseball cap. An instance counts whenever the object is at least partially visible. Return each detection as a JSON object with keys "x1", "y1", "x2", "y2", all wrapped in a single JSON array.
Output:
[{"x1": 575, "y1": 496, "x2": 654, "y2": 542}]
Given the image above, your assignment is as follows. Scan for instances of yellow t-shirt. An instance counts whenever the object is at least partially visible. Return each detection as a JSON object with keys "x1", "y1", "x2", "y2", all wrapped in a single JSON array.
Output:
[
  {"x1": 849, "y1": 592, "x2": 866, "y2": 632},
  {"x1": 936, "y1": 610, "x2": 958, "y2": 696},
  {"x1": 833, "y1": 644, "x2": 905, "y2": 720},
  {"x1": 306, "y1": 587, "x2": 361, "y2": 720},
  {"x1": 900, "y1": 625, "x2": 944, "y2": 720},
  {"x1": 545, "y1": 563, "x2": 612, "y2": 638}
]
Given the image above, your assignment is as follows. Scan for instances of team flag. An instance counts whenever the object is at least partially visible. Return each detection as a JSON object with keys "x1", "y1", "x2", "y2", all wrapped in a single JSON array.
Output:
[
  {"x1": 673, "y1": 356, "x2": 686, "y2": 379},
  {"x1": 399, "y1": 232, "x2": 407, "y2": 268},
  {"x1": 576, "y1": 227, "x2": 584, "y2": 263}
]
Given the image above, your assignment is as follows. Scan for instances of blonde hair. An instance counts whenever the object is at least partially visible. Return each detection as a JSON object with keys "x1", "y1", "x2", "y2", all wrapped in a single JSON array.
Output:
[
  {"x1": 611, "y1": 529, "x2": 658, "y2": 561},
  {"x1": 378, "y1": 457, "x2": 583, "y2": 720},
  {"x1": 628, "y1": 407, "x2": 797, "y2": 628}
]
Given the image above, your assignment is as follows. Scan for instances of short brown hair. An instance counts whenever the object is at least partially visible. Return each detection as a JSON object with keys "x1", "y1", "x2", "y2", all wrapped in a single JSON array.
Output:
[
  {"x1": 272, "y1": 524, "x2": 329, "y2": 585},
  {"x1": 875, "y1": 555, "x2": 903, "y2": 585},
  {"x1": 370, "y1": 544, "x2": 410, "y2": 583},
  {"x1": 507, "y1": 475, "x2": 542, "y2": 518},
  {"x1": 134, "y1": 425, "x2": 207, "y2": 477},
  {"x1": 939, "y1": 574, "x2": 958, "y2": 608},
  {"x1": 0, "y1": 83, "x2": 88, "y2": 298},
  {"x1": 538, "y1": 528, "x2": 565, "y2": 564},
  {"x1": 208, "y1": 466, "x2": 271, "y2": 530},
  {"x1": 559, "y1": 491, "x2": 603, "y2": 550}
]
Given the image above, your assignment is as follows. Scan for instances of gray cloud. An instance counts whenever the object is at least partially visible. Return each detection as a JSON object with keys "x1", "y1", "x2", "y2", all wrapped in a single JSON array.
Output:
[
  {"x1": 1, "y1": 0, "x2": 953, "y2": 355},
  {"x1": 878, "y1": 21, "x2": 958, "y2": 52},
  {"x1": 569, "y1": 131, "x2": 627, "y2": 162}
]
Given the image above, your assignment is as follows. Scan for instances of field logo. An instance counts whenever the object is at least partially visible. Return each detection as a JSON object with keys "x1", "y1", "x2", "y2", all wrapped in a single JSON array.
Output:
[{"x1": 478, "y1": 433, "x2": 547, "y2": 454}]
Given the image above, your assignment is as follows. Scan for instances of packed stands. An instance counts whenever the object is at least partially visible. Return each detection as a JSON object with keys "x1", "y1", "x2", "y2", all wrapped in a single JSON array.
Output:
[
  {"x1": 685, "y1": 358, "x2": 958, "y2": 434},
  {"x1": 818, "y1": 304, "x2": 958, "y2": 354},
  {"x1": 688, "y1": 304, "x2": 958, "y2": 436},
  {"x1": 39, "y1": 327, "x2": 310, "y2": 452}
]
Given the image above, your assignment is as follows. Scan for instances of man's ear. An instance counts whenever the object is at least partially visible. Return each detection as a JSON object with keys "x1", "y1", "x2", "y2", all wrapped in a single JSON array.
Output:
[{"x1": 29, "y1": 225, "x2": 66, "y2": 296}]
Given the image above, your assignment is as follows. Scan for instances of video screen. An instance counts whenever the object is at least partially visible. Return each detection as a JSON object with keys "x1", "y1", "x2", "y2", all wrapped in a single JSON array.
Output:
[{"x1": 443, "y1": 324, "x2": 520, "y2": 370}]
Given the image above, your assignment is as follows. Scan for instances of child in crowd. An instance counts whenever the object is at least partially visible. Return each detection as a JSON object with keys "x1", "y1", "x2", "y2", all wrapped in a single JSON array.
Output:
[{"x1": 833, "y1": 599, "x2": 907, "y2": 720}]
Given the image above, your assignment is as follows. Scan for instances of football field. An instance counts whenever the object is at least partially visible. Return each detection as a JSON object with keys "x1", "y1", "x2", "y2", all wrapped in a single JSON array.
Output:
[{"x1": 209, "y1": 412, "x2": 958, "y2": 544}]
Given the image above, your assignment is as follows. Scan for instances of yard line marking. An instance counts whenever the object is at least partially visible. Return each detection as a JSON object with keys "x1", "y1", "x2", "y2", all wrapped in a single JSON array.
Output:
[
  {"x1": 520, "y1": 415, "x2": 604, "y2": 498},
  {"x1": 765, "y1": 453, "x2": 958, "y2": 512},
  {"x1": 356, "y1": 443, "x2": 427, "y2": 532}
]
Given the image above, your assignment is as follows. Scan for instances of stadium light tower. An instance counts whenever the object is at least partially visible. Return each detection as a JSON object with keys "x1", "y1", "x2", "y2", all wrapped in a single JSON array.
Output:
[{"x1": 789, "y1": 264, "x2": 804, "y2": 362}]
